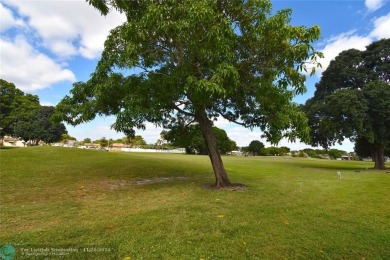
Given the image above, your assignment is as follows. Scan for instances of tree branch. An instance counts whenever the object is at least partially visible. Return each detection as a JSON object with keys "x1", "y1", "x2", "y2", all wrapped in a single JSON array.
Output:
[
  {"x1": 218, "y1": 111, "x2": 248, "y2": 127},
  {"x1": 174, "y1": 104, "x2": 195, "y2": 117}
]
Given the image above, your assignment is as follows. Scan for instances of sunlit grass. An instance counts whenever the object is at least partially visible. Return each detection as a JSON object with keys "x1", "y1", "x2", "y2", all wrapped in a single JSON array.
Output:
[{"x1": 1, "y1": 147, "x2": 389, "y2": 259}]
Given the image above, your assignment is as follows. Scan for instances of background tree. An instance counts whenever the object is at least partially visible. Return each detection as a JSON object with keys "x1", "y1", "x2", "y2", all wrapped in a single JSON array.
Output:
[
  {"x1": 299, "y1": 148, "x2": 327, "y2": 159},
  {"x1": 13, "y1": 114, "x2": 43, "y2": 145},
  {"x1": 304, "y1": 39, "x2": 390, "y2": 169},
  {"x1": 163, "y1": 125, "x2": 236, "y2": 155},
  {"x1": 258, "y1": 146, "x2": 290, "y2": 156},
  {"x1": 302, "y1": 148, "x2": 319, "y2": 158},
  {"x1": 0, "y1": 79, "x2": 40, "y2": 138},
  {"x1": 212, "y1": 127, "x2": 237, "y2": 154},
  {"x1": 248, "y1": 140, "x2": 265, "y2": 156},
  {"x1": 83, "y1": 138, "x2": 92, "y2": 144},
  {"x1": 155, "y1": 131, "x2": 168, "y2": 150},
  {"x1": 164, "y1": 125, "x2": 205, "y2": 154},
  {"x1": 327, "y1": 149, "x2": 347, "y2": 160},
  {"x1": 14, "y1": 106, "x2": 67, "y2": 145},
  {"x1": 37, "y1": 106, "x2": 67, "y2": 143},
  {"x1": 108, "y1": 138, "x2": 114, "y2": 148},
  {"x1": 267, "y1": 147, "x2": 280, "y2": 156},
  {"x1": 280, "y1": 146, "x2": 291, "y2": 154},
  {"x1": 0, "y1": 80, "x2": 66, "y2": 145},
  {"x1": 95, "y1": 137, "x2": 108, "y2": 148},
  {"x1": 128, "y1": 135, "x2": 146, "y2": 147},
  {"x1": 354, "y1": 135, "x2": 390, "y2": 159},
  {"x1": 60, "y1": 133, "x2": 77, "y2": 142},
  {"x1": 354, "y1": 137, "x2": 372, "y2": 159},
  {"x1": 54, "y1": 0, "x2": 322, "y2": 187}
]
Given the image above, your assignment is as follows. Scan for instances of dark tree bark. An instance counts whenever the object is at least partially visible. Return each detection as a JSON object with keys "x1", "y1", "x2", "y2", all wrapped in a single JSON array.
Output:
[
  {"x1": 195, "y1": 109, "x2": 231, "y2": 188},
  {"x1": 371, "y1": 144, "x2": 386, "y2": 170}
]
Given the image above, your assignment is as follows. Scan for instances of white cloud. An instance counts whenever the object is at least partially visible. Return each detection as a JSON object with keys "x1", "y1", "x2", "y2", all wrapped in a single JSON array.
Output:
[
  {"x1": 316, "y1": 32, "x2": 372, "y2": 76},
  {"x1": 315, "y1": 11, "x2": 390, "y2": 77},
  {"x1": 3, "y1": 0, "x2": 126, "y2": 59},
  {"x1": 370, "y1": 12, "x2": 390, "y2": 39},
  {"x1": 139, "y1": 123, "x2": 165, "y2": 143},
  {"x1": 66, "y1": 120, "x2": 122, "y2": 142},
  {"x1": 365, "y1": 0, "x2": 385, "y2": 12},
  {"x1": 0, "y1": 36, "x2": 76, "y2": 91},
  {"x1": 0, "y1": 0, "x2": 125, "y2": 90},
  {"x1": 40, "y1": 101, "x2": 55, "y2": 107},
  {"x1": 0, "y1": 3, "x2": 25, "y2": 31},
  {"x1": 50, "y1": 40, "x2": 77, "y2": 57},
  {"x1": 331, "y1": 139, "x2": 355, "y2": 152},
  {"x1": 214, "y1": 117, "x2": 235, "y2": 129},
  {"x1": 224, "y1": 126, "x2": 262, "y2": 147},
  {"x1": 0, "y1": 0, "x2": 126, "y2": 91}
]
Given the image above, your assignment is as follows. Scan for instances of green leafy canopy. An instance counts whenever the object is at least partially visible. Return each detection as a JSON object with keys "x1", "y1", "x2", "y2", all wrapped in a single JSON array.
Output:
[
  {"x1": 304, "y1": 39, "x2": 390, "y2": 149},
  {"x1": 55, "y1": 0, "x2": 322, "y2": 145},
  {"x1": 303, "y1": 39, "x2": 390, "y2": 169},
  {"x1": 1, "y1": 79, "x2": 67, "y2": 143}
]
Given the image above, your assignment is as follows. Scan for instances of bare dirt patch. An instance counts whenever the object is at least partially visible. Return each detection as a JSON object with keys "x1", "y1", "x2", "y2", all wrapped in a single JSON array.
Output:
[
  {"x1": 134, "y1": 176, "x2": 188, "y2": 185},
  {"x1": 77, "y1": 177, "x2": 189, "y2": 193},
  {"x1": 91, "y1": 180, "x2": 131, "y2": 190}
]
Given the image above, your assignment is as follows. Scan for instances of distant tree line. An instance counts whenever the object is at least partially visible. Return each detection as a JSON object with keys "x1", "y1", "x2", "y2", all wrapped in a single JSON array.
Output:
[
  {"x1": 59, "y1": 135, "x2": 148, "y2": 148},
  {"x1": 292, "y1": 148, "x2": 348, "y2": 159},
  {"x1": 241, "y1": 140, "x2": 290, "y2": 156},
  {"x1": 241, "y1": 140, "x2": 351, "y2": 159},
  {"x1": 91, "y1": 135, "x2": 147, "y2": 148}
]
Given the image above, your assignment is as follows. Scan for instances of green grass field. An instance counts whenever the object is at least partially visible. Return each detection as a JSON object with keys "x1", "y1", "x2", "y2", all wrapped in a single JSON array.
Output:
[{"x1": 1, "y1": 147, "x2": 389, "y2": 259}]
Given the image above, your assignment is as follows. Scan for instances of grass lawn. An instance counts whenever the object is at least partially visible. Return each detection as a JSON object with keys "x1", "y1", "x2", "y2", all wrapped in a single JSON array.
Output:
[{"x1": 1, "y1": 147, "x2": 389, "y2": 259}]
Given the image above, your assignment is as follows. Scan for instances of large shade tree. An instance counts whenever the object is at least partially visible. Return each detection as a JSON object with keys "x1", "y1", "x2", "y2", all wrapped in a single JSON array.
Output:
[
  {"x1": 248, "y1": 140, "x2": 265, "y2": 155},
  {"x1": 304, "y1": 39, "x2": 390, "y2": 169},
  {"x1": 55, "y1": 0, "x2": 322, "y2": 187}
]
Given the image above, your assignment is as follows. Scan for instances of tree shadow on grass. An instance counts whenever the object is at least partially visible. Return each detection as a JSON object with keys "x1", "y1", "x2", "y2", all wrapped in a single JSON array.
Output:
[
  {"x1": 202, "y1": 183, "x2": 248, "y2": 191},
  {"x1": 0, "y1": 146, "x2": 20, "y2": 150},
  {"x1": 300, "y1": 163, "x2": 382, "y2": 172}
]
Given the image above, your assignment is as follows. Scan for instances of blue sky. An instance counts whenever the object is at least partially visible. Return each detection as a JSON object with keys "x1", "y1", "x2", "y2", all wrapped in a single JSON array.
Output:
[{"x1": 1, "y1": 0, "x2": 389, "y2": 151}]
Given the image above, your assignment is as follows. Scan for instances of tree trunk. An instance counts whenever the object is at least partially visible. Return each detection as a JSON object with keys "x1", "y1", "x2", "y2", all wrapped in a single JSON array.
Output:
[
  {"x1": 371, "y1": 144, "x2": 386, "y2": 170},
  {"x1": 195, "y1": 109, "x2": 231, "y2": 188}
]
